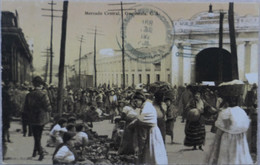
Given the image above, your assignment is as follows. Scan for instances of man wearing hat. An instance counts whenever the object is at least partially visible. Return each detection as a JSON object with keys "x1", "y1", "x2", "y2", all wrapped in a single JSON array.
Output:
[
  {"x1": 24, "y1": 76, "x2": 52, "y2": 160},
  {"x1": 109, "y1": 89, "x2": 118, "y2": 123}
]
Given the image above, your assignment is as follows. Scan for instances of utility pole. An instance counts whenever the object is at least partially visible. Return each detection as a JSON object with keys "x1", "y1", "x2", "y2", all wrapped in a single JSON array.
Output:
[
  {"x1": 57, "y1": 0, "x2": 68, "y2": 116},
  {"x1": 77, "y1": 35, "x2": 85, "y2": 88},
  {"x1": 87, "y1": 26, "x2": 104, "y2": 88},
  {"x1": 94, "y1": 28, "x2": 97, "y2": 88},
  {"x1": 108, "y1": 2, "x2": 135, "y2": 89},
  {"x1": 228, "y1": 2, "x2": 239, "y2": 80},
  {"x1": 218, "y1": 12, "x2": 225, "y2": 82},
  {"x1": 41, "y1": 48, "x2": 51, "y2": 82},
  {"x1": 65, "y1": 65, "x2": 68, "y2": 87},
  {"x1": 42, "y1": 0, "x2": 62, "y2": 84}
]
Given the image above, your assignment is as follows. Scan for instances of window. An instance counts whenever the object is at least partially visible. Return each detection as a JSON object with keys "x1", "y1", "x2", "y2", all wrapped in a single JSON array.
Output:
[
  {"x1": 147, "y1": 74, "x2": 150, "y2": 84},
  {"x1": 121, "y1": 74, "x2": 123, "y2": 86},
  {"x1": 126, "y1": 74, "x2": 128, "y2": 86},
  {"x1": 116, "y1": 74, "x2": 118, "y2": 85},
  {"x1": 132, "y1": 74, "x2": 135, "y2": 85},
  {"x1": 168, "y1": 74, "x2": 171, "y2": 83},
  {"x1": 139, "y1": 74, "x2": 142, "y2": 83},
  {"x1": 156, "y1": 74, "x2": 160, "y2": 82}
]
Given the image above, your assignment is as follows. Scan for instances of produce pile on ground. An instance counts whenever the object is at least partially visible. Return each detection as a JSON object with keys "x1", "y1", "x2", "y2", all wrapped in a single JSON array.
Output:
[{"x1": 77, "y1": 134, "x2": 138, "y2": 164}]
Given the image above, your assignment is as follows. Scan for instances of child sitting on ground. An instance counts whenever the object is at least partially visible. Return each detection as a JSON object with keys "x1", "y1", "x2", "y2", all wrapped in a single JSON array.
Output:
[{"x1": 47, "y1": 118, "x2": 68, "y2": 147}]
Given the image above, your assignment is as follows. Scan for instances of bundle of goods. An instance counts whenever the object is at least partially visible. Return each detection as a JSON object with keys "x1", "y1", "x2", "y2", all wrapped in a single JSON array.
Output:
[
  {"x1": 218, "y1": 84, "x2": 245, "y2": 97},
  {"x1": 148, "y1": 81, "x2": 173, "y2": 94}
]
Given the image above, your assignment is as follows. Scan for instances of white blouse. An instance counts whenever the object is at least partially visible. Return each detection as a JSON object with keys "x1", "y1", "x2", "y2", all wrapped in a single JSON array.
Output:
[{"x1": 215, "y1": 106, "x2": 250, "y2": 134}]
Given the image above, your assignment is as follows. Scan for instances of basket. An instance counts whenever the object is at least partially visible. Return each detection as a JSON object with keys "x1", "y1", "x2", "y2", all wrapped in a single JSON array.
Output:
[{"x1": 218, "y1": 84, "x2": 245, "y2": 97}]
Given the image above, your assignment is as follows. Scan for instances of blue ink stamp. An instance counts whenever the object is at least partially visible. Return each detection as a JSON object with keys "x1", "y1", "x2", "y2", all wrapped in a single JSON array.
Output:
[{"x1": 116, "y1": 4, "x2": 175, "y2": 63}]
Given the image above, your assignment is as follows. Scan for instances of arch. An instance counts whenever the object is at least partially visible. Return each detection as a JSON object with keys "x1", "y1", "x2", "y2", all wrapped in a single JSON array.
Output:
[{"x1": 195, "y1": 47, "x2": 233, "y2": 83}]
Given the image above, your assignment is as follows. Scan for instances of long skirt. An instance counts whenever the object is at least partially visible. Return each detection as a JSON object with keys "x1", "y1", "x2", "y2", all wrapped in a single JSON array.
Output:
[
  {"x1": 118, "y1": 125, "x2": 135, "y2": 155},
  {"x1": 184, "y1": 120, "x2": 205, "y2": 146},
  {"x1": 207, "y1": 129, "x2": 253, "y2": 165},
  {"x1": 166, "y1": 119, "x2": 174, "y2": 136},
  {"x1": 157, "y1": 118, "x2": 166, "y2": 143},
  {"x1": 138, "y1": 126, "x2": 168, "y2": 165}
]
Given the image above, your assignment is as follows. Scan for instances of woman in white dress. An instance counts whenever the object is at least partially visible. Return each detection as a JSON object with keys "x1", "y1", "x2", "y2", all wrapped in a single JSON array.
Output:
[
  {"x1": 130, "y1": 91, "x2": 168, "y2": 165},
  {"x1": 207, "y1": 96, "x2": 253, "y2": 165}
]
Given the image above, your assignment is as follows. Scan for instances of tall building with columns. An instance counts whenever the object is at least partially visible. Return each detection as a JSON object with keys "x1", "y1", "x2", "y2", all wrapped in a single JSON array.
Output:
[
  {"x1": 90, "y1": 11, "x2": 258, "y2": 88},
  {"x1": 171, "y1": 11, "x2": 258, "y2": 86}
]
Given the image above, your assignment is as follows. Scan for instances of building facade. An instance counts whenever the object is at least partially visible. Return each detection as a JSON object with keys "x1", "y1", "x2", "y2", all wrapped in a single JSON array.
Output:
[
  {"x1": 73, "y1": 11, "x2": 258, "y2": 88},
  {"x1": 1, "y1": 11, "x2": 33, "y2": 85}
]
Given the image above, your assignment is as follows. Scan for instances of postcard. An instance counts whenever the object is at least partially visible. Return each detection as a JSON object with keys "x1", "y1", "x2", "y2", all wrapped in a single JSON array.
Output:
[{"x1": 1, "y1": 0, "x2": 258, "y2": 164}]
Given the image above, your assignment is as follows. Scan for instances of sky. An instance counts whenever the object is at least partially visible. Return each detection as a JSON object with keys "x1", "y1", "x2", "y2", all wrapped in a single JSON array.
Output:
[{"x1": 2, "y1": 0, "x2": 259, "y2": 74}]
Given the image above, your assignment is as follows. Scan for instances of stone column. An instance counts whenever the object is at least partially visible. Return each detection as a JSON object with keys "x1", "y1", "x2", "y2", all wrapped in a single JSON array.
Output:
[
  {"x1": 183, "y1": 44, "x2": 191, "y2": 85},
  {"x1": 245, "y1": 41, "x2": 252, "y2": 74},
  {"x1": 171, "y1": 44, "x2": 179, "y2": 86},
  {"x1": 161, "y1": 57, "x2": 166, "y2": 82},
  {"x1": 178, "y1": 43, "x2": 184, "y2": 86},
  {"x1": 250, "y1": 42, "x2": 258, "y2": 73},
  {"x1": 237, "y1": 42, "x2": 246, "y2": 80},
  {"x1": 190, "y1": 44, "x2": 196, "y2": 84}
]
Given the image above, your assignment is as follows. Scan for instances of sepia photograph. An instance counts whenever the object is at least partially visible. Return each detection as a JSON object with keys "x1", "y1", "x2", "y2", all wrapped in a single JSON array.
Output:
[{"x1": 1, "y1": 0, "x2": 259, "y2": 164}]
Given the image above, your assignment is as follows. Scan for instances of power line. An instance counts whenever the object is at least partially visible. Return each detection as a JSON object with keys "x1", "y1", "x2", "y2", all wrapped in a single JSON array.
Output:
[
  {"x1": 86, "y1": 26, "x2": 104, "y2": 88},
  {"x1": 77, "y1": 35, "x2": 86, "y2": 88},
  {"x1": 41, "y1": 48, "x2": 51, "y2": 82},
  {"x1": 42, "y1": 0, "x2": 62, "y2": 84},
  {"x1": 108, "y1": 1, "x2": 136, "y2": 89}
]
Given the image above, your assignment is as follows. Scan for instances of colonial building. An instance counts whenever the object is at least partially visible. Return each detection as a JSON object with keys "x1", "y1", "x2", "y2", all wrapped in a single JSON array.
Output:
[
  {"x1": 171, "y1": 11, "x2": 258, "y2": 86},
  {"x1": 72, "y1": 10, "x2": 258, "y2": 88},
  {"x1": 1, "y1": 11, "x2": 33, "y2": 85}
]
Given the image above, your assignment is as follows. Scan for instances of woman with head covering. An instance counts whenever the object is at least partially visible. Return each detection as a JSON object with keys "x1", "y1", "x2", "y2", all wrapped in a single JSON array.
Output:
[
  {"x1": 130, "y1": 91, "x2": 168, "y2": 164},
  {"x1": 164, "y1": 91, "x2": 179, "y2": 144},
  {"x1": 184, "y1": 90, "x2": 206, "y2": 151},
  {"x1": 207, "y1": 96, "x2": 253, "y2": 164},
  {"x1": 118, "y1": 94, "x2": 138, "y2": 155}
]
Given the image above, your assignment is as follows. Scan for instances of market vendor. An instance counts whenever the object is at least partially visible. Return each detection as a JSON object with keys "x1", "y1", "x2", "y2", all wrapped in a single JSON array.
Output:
[
  {"x1": 118, "y1": 96, "x2": 138, "y2": 155},
  {"x1": 47, "y1": 118, "x2": 68, "y2": 147},
  {"x1": 53, "y1": 132, "x2": 78, "y2": 164},
  {"x1": 74, "y1": 123, "x2": 89, "y2": 148},
  {"x1": 184, "y1": 90, "x2": 206, "y2": 151},
  {"x1": 130, "y1": 91, "x2": 168, "y2": 164}
]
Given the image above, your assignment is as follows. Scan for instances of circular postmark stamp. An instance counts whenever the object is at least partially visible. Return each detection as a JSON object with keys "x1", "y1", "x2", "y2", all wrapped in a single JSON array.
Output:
[{"x1": 116, "y1": 4, "x2": 174, "y2": 63}]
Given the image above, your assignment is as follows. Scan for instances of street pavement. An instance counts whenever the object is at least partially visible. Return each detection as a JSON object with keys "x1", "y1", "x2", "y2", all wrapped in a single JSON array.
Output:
[{"x1": 0, "y1": 116, "x2": 249, "y2": 164}]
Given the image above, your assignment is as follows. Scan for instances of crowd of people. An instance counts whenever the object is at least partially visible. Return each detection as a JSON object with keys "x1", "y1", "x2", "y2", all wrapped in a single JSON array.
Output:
[{"x1": 2, "y1": 75, "x2": 257, "y2": 164}]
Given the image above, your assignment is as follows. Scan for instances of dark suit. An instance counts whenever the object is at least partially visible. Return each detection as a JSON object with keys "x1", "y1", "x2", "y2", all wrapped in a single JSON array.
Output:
[{"x1": 24, "y1": 87, "x2": 52, "y2": 154}]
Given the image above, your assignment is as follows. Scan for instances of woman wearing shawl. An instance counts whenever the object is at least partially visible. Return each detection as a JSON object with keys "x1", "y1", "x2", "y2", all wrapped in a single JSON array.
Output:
[
  {"x1": 184, "y1": 91, "x2": 206, "y2": 151},
  {"x1": 129, "y1": 91, "x2": 168, "y2": 164},
  {"x1": 207, "y1": 96, "x2": 253, "y2": 164}
]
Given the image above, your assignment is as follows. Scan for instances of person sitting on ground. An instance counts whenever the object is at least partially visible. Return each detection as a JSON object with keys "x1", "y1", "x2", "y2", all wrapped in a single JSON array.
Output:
[
  {"x1": 74, "y1": 123, "x2": 89, "y2": 148},
  {"x1": 52, "y1": 132, "x2": 78, "y2": 164},
  {"x1": 66, "y1": 123, "x2": 76, "y2": 132},
  {"x1": 47, "y1": 118, "x2": 68, "y2": 147}
]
